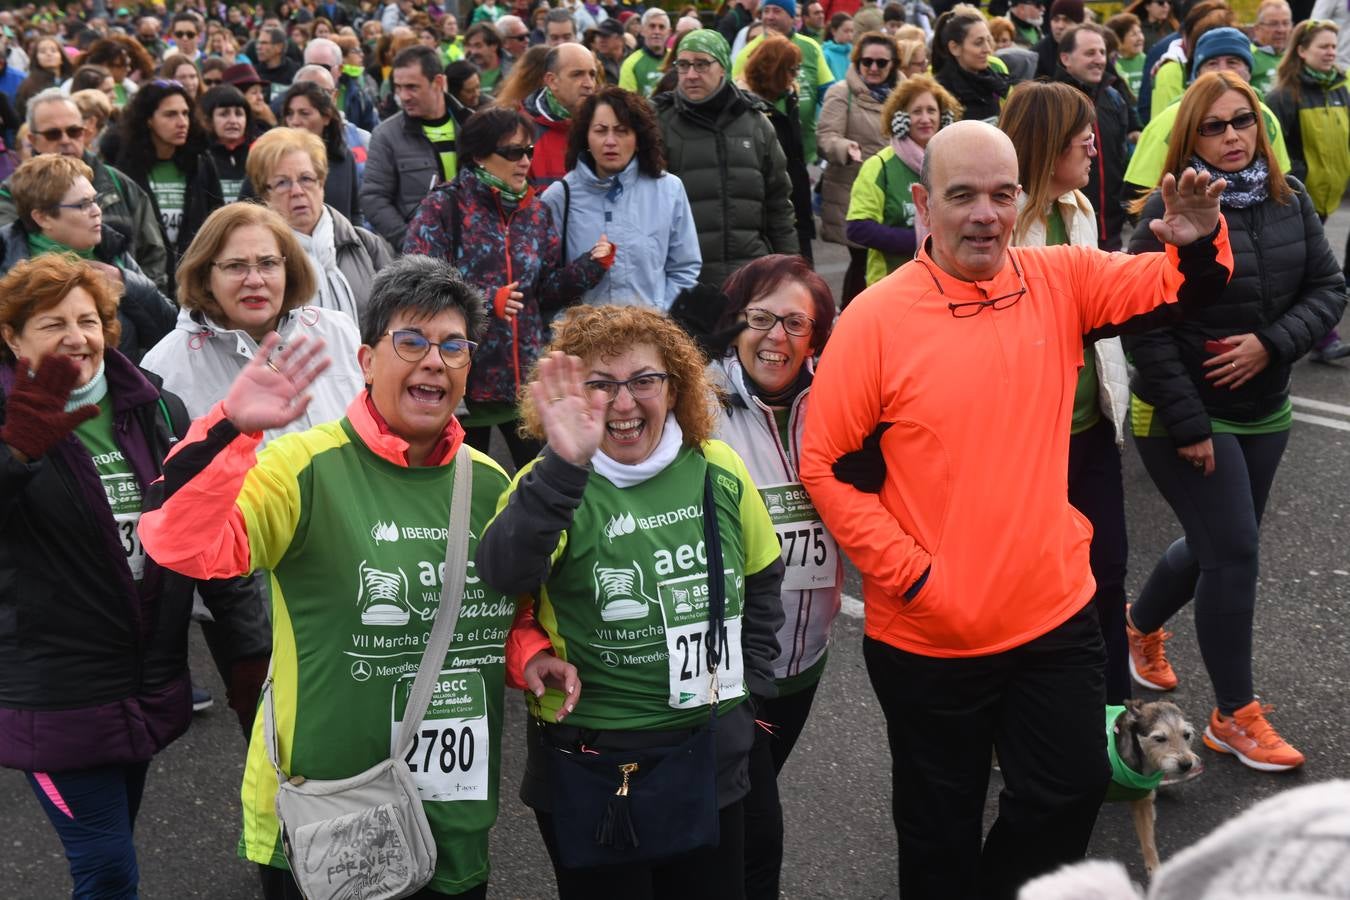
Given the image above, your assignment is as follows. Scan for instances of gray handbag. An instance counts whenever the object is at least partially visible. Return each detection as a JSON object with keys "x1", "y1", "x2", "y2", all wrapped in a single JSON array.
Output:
[{"x1": 260, "y1": 444, "x2": 473, "y2": 900}]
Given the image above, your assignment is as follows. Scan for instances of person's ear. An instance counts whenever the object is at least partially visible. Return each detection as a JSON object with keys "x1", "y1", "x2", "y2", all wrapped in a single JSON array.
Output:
[
  {"x1": 947, "y1": 39, "x2": 960, "y2": 58},
  {"x1": 912, "y1": 182, "x2": 931, "y2": 229},
  {"x1": 357, "y1": 342, "x2": 376, "y2": 385},
  {"x1": 30, "y1": 207, "x2": 57, "y2": 233}
]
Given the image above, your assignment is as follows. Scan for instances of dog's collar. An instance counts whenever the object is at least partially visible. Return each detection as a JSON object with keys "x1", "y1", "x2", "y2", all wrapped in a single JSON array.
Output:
[{"x1": 1106, "y1": 705, "x2": 1165, "y2": 793}]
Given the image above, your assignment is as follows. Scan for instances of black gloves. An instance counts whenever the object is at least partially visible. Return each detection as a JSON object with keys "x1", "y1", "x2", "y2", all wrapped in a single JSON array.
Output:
[{"x1": 831, "y1": 422, "x2": 892, "y2": 494}]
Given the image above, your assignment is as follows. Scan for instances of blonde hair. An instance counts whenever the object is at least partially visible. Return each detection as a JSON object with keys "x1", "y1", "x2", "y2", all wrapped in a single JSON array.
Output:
[
  {"x1": 1131, "y1": 71, "x2": 1290, "y2": 213},
  {"x1": 1274, "y1": 19, "x2": 1339, "y2": 104},
  {"x1": 518, "y1": 305, "x2": 719, "y2": 447},
  {"x1": 9, "y1": 154, "x2": 95, "y2": 229},
  {"x1": 880, "y1": 73, "x2": 963, "y2": 134},
  {"x1": 997, "y1": 80, "x2": 1096, "y2": 243},
  {"x1": 175, "y1": 204, "x2": 318, "y2": 318},
  {"x1": 71, "y1": 88, "x2": 113, "y2": 133},
  {"x1": 245, "y1": 126, "x2": 330, "y2": 197}
]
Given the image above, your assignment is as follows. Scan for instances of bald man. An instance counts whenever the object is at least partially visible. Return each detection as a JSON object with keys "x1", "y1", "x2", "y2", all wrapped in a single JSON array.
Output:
[
  {"x1": 799, "y1": 122, "x2": 1234, "y2": 899},
  {"x1": 521, "y1": 43, "x2": 598, "y2": 189}
]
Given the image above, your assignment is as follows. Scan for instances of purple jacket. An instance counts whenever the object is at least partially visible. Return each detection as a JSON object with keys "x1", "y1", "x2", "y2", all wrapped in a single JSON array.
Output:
[
  {"x1": 403, "y1": 167, "x2": 605, "y2": 405},
  {"x1": 0, "y1": 350, "x2": 268, "y2": 773}
]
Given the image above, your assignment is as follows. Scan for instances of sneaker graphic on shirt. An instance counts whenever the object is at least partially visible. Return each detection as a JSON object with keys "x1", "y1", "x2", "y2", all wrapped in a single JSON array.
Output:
[
  {"x1": 594, "y1": 562, "x2": 655, "y2": 622},
  {"x1": 357, "y1": 560, "x2": 411, "y2": 626},
  {"x1": 671, "y1": 586, "x2": 694, "y2": 615}
]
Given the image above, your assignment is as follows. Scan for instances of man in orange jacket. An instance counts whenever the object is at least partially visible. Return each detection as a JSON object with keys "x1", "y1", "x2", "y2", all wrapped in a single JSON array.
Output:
[{"x1": 798, "y1": 120, "x2": 1233, "y2": 900}]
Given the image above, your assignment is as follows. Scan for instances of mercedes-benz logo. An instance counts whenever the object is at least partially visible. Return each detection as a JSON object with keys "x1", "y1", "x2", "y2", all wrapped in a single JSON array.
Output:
[
  {"x1": 600, "y1": 650, "x2": 620, "y2": 668},
  {"x1": 350, "y1": 659, "x2": 372, "y2": 682}
]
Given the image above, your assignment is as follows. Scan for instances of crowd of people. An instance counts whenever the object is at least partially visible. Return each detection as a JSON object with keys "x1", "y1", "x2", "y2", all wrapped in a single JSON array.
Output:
[{"x1": 0, "y1": 0, "x2": 1345, "y2": 898}]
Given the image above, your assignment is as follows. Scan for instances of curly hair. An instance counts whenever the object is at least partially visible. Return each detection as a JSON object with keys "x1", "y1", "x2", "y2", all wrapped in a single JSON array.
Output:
[
  {"x1": 880, "y1": 73, "x2": 963, "y2": 135},
  {"x1": 743, "y1": 35, "x2": 802, "y2": 100},
  {"x1": 565, "y1": 86, "x2": 666, "y2": 177},
  {"x1": 519, "y1": 305, "x2": 719, "y2": 448},
  {"x1": 0, "y1": 253, "x2": 122, "y2": 364},
  {"x1": 113, "y1": 80, "x2": 207, "y2": 180}
]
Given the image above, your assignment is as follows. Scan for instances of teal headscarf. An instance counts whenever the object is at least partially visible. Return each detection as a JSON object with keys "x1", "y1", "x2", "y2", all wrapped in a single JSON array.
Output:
[{"x1": 679, "y1": 29, "x2": 731, "y2": 74}]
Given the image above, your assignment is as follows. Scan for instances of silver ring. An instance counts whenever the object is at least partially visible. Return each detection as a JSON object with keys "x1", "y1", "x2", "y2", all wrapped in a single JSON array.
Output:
[
  {"x1": 1231, "y1": 362, "x2": 1237, "y2": 369},
  {"x1": 266, "y1": 360, "x2": 281, "y2": 374},
  {"x1": 549, "y1": 396, "x2": 565, "y2": 404}
]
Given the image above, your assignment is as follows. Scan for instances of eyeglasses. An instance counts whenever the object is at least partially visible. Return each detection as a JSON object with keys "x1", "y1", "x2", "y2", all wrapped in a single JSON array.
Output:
[
  {"x1": 54, "y1": 196, "x2": 100, "y2": 215},
  {"x1": 493, "y1": 143, "x2": 534, "y2": 162},
  {"x1": 203, "y1": 77, "x2": 222, "y2": 87},
  {"x1": 947, "y1": 255, "x2": 1028, "y2": 318},
  {"x1": 212, "y1": 256, "x2": 286, "y2": 279},
  {"x1": 1069, "y1": 132, "x2": 1097, "y2": 154},
  {"x1": 1196, "y1": 110, "x2": 1259, "y2": 137},
  {"x1": 673, "y1": 59, "x2": 719, "y2": 73},
  {"x1": 584, "y1": 372, "x2": 673, "y2": 402},
  {"x1": 174, "y1": 30, "x2": 197, "y2": 39},
  {"x1": 503, "y1": 31, "x2": 528, "y2": 41},
  {"x1": 267, "y1": 174, "x2": 322, "y2": 193},
  {"x1": 859, "y1": 57, "x2": 892, "y2": 68},
  {"x1": 743, "y1": 307, "x2": 815, "y2": 337},
  {"x1": 35, "y1": 125, "x2": 87, "y2": 142},
  {"x1": 383, "y1": 329, "x2": 478, "y2": 368}
]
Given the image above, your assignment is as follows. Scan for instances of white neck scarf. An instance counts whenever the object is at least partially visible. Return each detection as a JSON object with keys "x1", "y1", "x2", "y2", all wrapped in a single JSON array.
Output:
[
  {"x1": 590, "y1": 413, "x2": 684, "y2": 488},
  {"x1": 295, "y1": 207, "x2": 358, "y2": 322}
]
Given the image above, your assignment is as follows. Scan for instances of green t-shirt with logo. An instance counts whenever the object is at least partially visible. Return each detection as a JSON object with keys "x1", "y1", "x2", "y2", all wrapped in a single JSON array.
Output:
[
  {"x1": 235, "y1": 421, "x2": 514, "y2": 895},
  {"x1": 148, "y1": 160, "x2": 187, "y2": 247},
  {"x1": 619, "y1": 48, "x2": 666, "y2": 97},
  {"x1": 503, "y1": 441, "x2": 781, "y2": 731},
  {"x1": 74, "y1": 396, "x2": 146, "y2": 581},
  {"x1": 422, "y1": 111, "x2": 459, "y2": 183}
]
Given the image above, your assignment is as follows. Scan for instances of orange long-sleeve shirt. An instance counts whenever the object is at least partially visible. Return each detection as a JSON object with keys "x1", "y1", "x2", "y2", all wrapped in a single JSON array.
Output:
[{"x1": 800, "y1": 227, "x2": 1232, "y2": 658}]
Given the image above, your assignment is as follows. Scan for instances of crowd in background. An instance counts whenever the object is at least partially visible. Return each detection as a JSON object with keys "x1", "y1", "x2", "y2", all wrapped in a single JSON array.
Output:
[{"x1": 0, "y1": 0, "x2": 1347, "y2": 897}]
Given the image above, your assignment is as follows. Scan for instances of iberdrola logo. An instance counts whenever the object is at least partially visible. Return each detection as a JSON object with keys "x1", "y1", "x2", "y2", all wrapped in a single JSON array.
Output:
[
  {"x1": 371, "y1": 521, "x2": 399, "y2": 544},
  {"x1": 604, "y1": 512, "x2": 636, "y2": 542}
]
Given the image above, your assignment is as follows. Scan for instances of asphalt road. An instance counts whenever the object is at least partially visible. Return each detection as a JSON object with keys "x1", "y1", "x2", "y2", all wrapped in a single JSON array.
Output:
[{"x1": 4, "y1": 221, "x2": 1348, "y2": 899}]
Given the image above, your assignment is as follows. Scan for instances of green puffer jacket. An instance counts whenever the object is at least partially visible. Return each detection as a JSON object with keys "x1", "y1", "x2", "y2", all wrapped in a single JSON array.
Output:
[
  {"x1": 654, "y1": 82, "x2": 800, "y2": 288},
  {"x1": 1266, "y1": 71, "x2": 1350, "y2": 218}
]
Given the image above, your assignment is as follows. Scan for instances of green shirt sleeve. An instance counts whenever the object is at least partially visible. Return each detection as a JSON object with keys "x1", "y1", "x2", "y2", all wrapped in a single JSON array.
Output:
[
  {"x1": 703, "y1": 440, "x2": 781, "y2": 576},
  {"x1": 237, "y1": 425, "x2": 345, "y2": 572},
  {"x1": 732, "y1": 35, "x2": 763, "y2": 79},
  {"x1": 618, "y1": 51, "x2": 640, "y2": 92},
  {"x1": 1151, "y1": 61, "x2": 1184, "y2": 120},
  {"x1": 846, "y1": 153, "x2": 887, "y2": 222}
]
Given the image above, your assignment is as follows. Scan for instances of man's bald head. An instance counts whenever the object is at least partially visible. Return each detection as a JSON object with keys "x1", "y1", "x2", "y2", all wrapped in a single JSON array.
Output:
[
  {"x1": 913, "y1": 121, "x2": 1022, "y2": 283},
  {"x1": 543, "y1": 43, "x2": 599, "y2": 114}
]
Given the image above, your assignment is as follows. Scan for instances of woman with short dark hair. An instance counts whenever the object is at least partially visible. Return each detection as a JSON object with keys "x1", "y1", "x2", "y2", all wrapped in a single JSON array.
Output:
[
  {"x1": 403, "y1": 107, "x2": 613, "y2": 469},
  {"x1": 541, "y1": 87, "x2": 699, "y2": 310},
  {"x1": 200, "y1": 84, "x2": 260, "y2": 203}
]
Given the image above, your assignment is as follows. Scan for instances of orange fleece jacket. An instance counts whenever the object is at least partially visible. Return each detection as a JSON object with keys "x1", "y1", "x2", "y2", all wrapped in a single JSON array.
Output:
[{"x1": 799, "y1": 227, "x2": 1232, "y2": 658}]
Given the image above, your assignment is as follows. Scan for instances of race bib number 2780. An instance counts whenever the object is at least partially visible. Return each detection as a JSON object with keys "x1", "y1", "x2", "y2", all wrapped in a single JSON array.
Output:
[{"x1": 391, "y1": 669, "x2": 489, "y2": 802}]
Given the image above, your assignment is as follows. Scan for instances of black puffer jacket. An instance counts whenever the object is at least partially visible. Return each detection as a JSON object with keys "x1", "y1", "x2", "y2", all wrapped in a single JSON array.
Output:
[
  {"x1": 1055, "y1": 69, "x2": 1140, "y2": 251},
  {"x1": 1126, "y1": 177, "x2": 1346, "y2": 445},
  {"x1": 653, "y1": 81, "x2": 800, "y2": 288}
]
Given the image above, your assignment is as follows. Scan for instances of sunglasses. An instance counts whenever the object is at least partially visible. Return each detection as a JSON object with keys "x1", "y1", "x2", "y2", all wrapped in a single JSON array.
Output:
[
  {"x1": 1196, "y1": 110, "x2": 1258, "y2": 137},
  {"x1": 203, "y1": 77, "x2": 222, "y2": 87},
  {"x1": 859, "y1": 57, "x2": 892, "y2": 68},
  {"x1": 36, "y1": 125, "x2": 87, "y2": 142},
  {"x1": 493, "y1": 143, "x2": 534, "y2": 161},
  {"x1": 174, "y1": 30, "x2": 197, "y2": 38}
]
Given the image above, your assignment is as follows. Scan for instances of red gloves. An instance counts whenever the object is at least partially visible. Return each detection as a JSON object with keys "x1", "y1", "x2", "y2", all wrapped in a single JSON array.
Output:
[
  {"x1": 492, "y1": 285, "x2": 513, "y2": 319},
  {"x1": 1, "y1": 355, "x2": 99, "y2": 460},
  {"x1": 595, "y1": 242, "x2": 616, "y2": 270}
]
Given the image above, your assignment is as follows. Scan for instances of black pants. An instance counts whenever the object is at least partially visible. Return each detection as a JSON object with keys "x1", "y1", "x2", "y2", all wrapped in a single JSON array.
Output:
[
  {"x1": 1129, "y1": 430, "x2": 1289, "y2": 714},
  {"x1": 536, "y1": 802, "x2": 746, "y2": 900},
  {"x1": 1067, "y1": 417, "x2": 1131, "y2": 704},
  {"x1": 864, "y1": 604, "x2": 1109, "y2": 900},
  {"x1": 840, "y1": 247, "x2": 869, "y2": 310},
  {"x1": 258, "y1": 865, "x2": 487, "y2": 899},
  {"x1": 742, "y1": 683, "x2": 822, "y2": 900},
  {"x1": 464, "y1": 420, "x2": 541, "y2": 471}
]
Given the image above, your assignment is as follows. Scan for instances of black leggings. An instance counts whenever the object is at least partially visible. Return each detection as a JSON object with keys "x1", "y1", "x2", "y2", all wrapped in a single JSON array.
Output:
[
  {"x1": 1068, "y1": 418, "x2": 1130, "y2": 704},
  {"x1": 535, "y1": 802, "x2": 746, "y2": 900},
  {"x1": 463, "y1": 420, "x2": 541, "y2": 471},
  {"x1": 742, "y1": 683, "x2": 822, "y2": 900},
  {"x1": 1129, "y1": 430, "x2": 1289, "y2": 714}
]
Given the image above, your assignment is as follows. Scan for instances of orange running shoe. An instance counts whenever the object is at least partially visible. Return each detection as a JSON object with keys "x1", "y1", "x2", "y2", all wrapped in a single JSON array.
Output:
[
  {"x1": 1203, "y1": 701, "x2": 1306, "y2": 772},
  {"x1": 1126, "y1": 606, "x2": 1178, "y2": 691}
]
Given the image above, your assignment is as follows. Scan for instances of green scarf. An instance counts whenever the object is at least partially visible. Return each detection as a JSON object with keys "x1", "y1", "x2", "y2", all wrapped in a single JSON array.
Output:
[
  {"x1": 1304, "y1": 64, "x2": 1342, "y2": 87},
  {"x1": 474, "y1": 166, "x2": 527, "y2": 203},
  {"x1": 28, "y1": 230, "x2": 96, "y2": 260},
  {"x1": 342, "y1": 63, "x2": 364, "y2": 79},
  {"x1": 543, "y1": 87, "x2": 570, "y2": 120}
]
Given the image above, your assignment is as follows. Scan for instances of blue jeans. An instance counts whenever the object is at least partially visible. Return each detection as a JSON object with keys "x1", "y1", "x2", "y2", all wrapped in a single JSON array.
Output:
[{"x1": 26, "y1": 762, "x2": 149, "y2": 900}]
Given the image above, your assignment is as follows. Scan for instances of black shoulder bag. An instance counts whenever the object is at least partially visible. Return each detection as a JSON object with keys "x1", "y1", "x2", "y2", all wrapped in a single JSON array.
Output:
[{"x1": 541, "y1": 466, "x2": 725, "y2": 868}]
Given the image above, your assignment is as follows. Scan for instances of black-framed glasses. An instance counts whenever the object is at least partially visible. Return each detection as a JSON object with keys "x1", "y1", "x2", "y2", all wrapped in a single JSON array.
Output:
[
  {"x1": 203, "y1": 77, "x2": 223, "y2": 87},
  {"x1": 743, "y1": 307, "x2": 815, "y2": 336},
  {"x1": 174, "y1": 30, "x2": 198, "y2": 39},
  {"x1": 384, "y1": 329, "x2": 478, "y2": 368},
  {"x1": 54, "y1": 196, "x2": 100, "y2": 215},
  {"x1": 35, "y1": 125, "x2": 87, "y2": 142},
  {"x1": 493, "y1": 143, "x2": 534, "y2": 162},
  {"x1": 859, "y1": 57, "x2": 892, "y2": 68},
  {"x1": 584, "y1": 372, "x2": 672, "y2": 402},
  {"x1": 1196, "y1": 110, "x2": 1258, "y2": 137},
  {"x1": 673, "y1": 59, "x2": 718, "y2": 73}
]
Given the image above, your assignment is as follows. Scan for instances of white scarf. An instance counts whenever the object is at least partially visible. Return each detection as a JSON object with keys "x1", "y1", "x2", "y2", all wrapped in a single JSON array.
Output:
[
  {"x1": 591, "y1": 413, "x2": 683, "y2": 488},
  {"x1": 296, "y1": 207, "x2": 358, "y2": 322}
]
